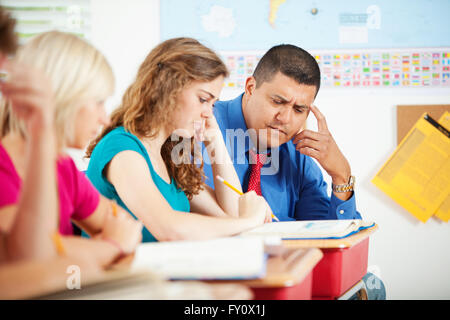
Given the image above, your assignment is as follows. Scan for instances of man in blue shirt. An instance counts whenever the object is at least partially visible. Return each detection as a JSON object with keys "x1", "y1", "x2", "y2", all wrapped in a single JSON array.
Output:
[
  {"x1": 203, "y1": 44, "x2": 359, "y2": 221},
  {"x1": 202, "y1": 44, "x2": 385, "y2": 299}
]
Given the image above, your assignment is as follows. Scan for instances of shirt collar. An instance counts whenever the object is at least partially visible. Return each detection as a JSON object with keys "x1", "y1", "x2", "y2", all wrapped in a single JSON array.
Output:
[
  {"x1": 227, "y1": 93, "x2": 257, "y2": 153},
  {"x1": 227, "y1": 93, "x2": 248, "y2": 132}
]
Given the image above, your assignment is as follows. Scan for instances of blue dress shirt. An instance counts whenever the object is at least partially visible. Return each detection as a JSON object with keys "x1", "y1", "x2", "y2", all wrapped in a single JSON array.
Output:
[{"x1": 202, "y1": 93, "x2": 361, "y2": 221}]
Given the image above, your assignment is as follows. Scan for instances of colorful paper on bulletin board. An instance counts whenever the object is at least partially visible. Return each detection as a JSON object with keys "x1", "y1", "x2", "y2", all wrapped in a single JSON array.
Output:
[
  {"x1": 434, "y1": 111, "x2": 450, "y2": 222},
  {"x1": 372, "y1": 113, "x2": 450, "y2": 223},
  {"x1": 221, "y1": 49, "x2": 450, "y2": 89}
]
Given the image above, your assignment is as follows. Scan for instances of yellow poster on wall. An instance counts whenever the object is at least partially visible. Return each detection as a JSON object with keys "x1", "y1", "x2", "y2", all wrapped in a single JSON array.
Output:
[{"x1": 372, "y1": 113, "x2": 450, "y2": 223}]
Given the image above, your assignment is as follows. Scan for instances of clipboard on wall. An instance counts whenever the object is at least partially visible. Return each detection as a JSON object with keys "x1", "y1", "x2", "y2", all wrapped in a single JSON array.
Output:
[
  {"x1": 396, "y1": 105, "x2": 450, "y2": 222},
  {"x1": 373, "y1": 111, "x2": 450, "y2": 223},
  {"x1": 397, "y1": 104, "x2": 450, "y2": 144}
]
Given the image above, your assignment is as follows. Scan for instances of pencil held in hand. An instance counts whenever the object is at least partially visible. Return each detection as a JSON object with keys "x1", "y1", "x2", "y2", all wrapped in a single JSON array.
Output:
[
  {"x1": 215, "y1": 175, "x2": 280, "y2": 222},
  {"x1": 52, "y1": 231, "x2": 66, "y2": 256},
  {"x1": 111, "y1": 200, "x2": 118, "y2": 217},
  {"x1": 216, "y1": 175, "x2": 243, "y2": 195}
]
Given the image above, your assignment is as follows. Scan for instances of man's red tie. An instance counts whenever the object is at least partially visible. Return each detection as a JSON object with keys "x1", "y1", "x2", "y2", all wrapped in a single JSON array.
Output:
[{"x1": 246, "y1": 149, "x2": 267, "y2": 196}]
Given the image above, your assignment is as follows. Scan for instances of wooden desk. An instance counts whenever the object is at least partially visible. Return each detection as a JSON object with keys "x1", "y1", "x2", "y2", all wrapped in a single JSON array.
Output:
[
  {"x1": 35, "y1": 269, "x2": 252, "y2": 300},
  {"x1": 207, "y1": 247, "x2": 323, "y2": 300},
  {"x1": 279, "y1": 225, "x2": 378, "y2": 299}
]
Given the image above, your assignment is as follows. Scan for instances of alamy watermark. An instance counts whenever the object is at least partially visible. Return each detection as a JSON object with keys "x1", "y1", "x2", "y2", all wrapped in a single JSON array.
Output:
[
  {"x1": 170, "y1": 128, "x2": 281, "y2": 176},
  {"x1": 66, "y1": 265, "x2": 81, "y2": 290},
  {"x1": 366, "y1": 265, "x2": 383, "y2": 290}
]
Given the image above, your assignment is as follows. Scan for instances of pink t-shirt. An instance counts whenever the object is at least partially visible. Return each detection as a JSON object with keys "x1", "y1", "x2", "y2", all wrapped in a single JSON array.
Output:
[{"x1": 0, "y1": 143, "x2": 100, "y2": 235}]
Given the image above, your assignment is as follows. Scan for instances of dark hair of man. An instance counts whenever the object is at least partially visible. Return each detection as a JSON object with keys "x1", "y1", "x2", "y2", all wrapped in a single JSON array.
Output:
[
  {"x1": 252, "y1": 44, "x2": 321, "y2": 96},
  {"x1": 0, "y1": 7, "x2": 18, "y2": 54}
]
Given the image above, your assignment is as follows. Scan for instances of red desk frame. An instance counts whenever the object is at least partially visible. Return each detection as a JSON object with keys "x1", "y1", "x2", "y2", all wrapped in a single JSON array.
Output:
[
  {"x1": 312, "y1": 237, "x2": 369, "y2": 299},
  {"x1": 283, "y1": 225, "x2": 377, "y2": 300}
]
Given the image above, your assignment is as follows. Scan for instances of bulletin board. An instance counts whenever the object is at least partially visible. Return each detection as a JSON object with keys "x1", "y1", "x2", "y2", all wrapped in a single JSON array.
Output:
[{"x1": 397, "y1": 105, "x2": 450, "y2": 144}]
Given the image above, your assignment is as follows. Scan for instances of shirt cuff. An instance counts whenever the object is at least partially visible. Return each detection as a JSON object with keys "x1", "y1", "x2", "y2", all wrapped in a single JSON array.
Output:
[{"x1": 330, "y1": 192, "x2": 359, "y2": 219}]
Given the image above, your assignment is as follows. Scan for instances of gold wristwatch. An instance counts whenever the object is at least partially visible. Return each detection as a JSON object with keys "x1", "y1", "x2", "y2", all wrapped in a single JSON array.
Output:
[{"x1": 332, "y1": 175, "x2": 355, "y2": 193}]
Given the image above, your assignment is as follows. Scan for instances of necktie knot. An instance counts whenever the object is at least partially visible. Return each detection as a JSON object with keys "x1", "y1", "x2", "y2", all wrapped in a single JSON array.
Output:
[
  {"x1": 247, "y1": 149, "x2": 268, "y2": 196},
  {"x1": 249, "y1": 149, "x2": 267, "y2": 168}
]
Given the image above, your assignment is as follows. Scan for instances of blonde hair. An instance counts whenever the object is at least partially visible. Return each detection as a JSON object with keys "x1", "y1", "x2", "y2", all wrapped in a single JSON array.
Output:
[
  {"x1": 86, "y1": 37, "x2": 228, "y2": 199},
  {"x1": 0, "y1": 31, "x2": 114, "y2": 147}
]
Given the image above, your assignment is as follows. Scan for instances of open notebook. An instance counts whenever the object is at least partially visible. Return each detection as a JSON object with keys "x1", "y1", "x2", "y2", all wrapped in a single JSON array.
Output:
[
  {"x1": 131, "y1": 237, "x2": 266, "y2": 280},
  {"x1": 240, "y1": 219, "x2": 375, "y2": 240}
]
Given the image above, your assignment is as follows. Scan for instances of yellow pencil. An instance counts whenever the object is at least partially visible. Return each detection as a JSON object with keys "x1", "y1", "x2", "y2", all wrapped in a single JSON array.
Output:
[
  {"x1": 215, "y1": 175, "x2": 280, "y2": 222},
  {"x1": 52, "y1": 231, "x2": 66, "y2": 256},
  {"x1": 111, "y1": 200, "x2": 118, "y2": 217}
]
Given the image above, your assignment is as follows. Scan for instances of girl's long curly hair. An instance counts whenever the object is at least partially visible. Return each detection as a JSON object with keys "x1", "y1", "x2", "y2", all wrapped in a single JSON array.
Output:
[
  {"x1": 86, "y1": 38, "x2": 228, "y2": 199},
  {"x1": 0, "y1": 7, "x2": 17, "y2": 55}
]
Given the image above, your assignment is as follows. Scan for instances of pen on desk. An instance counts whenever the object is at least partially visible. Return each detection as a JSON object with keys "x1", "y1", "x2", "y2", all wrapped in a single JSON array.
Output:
[{"x1": 215, "y1": 175, "x2": 280, "y2": 222}]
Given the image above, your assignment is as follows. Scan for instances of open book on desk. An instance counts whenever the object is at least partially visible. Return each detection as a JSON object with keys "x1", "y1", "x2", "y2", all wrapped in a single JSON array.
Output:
[
  {"x1": 131, "y1": 237, "x2": 266, "y2": 280},
  {"x1": 240, "y1": 220, "x2": 375, "y2": 240}
]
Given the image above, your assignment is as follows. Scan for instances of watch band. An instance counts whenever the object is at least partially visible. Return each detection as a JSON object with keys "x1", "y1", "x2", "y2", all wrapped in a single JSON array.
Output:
[{"x1": 332, "y1": 175, "x2": 355, "y2": 193}]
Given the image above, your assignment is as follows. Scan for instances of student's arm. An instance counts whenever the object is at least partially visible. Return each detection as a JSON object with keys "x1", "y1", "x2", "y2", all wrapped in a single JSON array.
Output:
[
  {"x1": 190, "y1": 114, "x2": 241, "y2": 217},
  {"x1": 60, "y1": 222, "x2": 142, "y2": 269},
  {"x1": 0, "y1": 61, "x2": 58, "y2": 262},
  {"x1": 0, "y1": 233, "x2": 6, "y2": 261},
  {"x1": 0, "y1": 205, "x2": 17, "y2": 233},
  {"x1": 0, "y1": 254, "x2": 103, "y2": 299},
  {"x1": 189, "y1": 185, "x2": 229, "y2": 218},
  {"x1": 107, "y1": 150, "x2": 266, "y2": 242},
  {"x1": 73, "y1": 195, "x2": 114, "y2": 237},
  {"x1": 59, "y1": 236, "x2": 121, "y2": 269},
  {"x1": 70, "y1": 197, "x2": 143, "y2": 268}
]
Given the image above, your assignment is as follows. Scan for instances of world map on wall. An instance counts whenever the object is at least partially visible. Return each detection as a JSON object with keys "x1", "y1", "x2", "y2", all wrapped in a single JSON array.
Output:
[
  {"x1": 161, "y1": 0, "x2": 450, "y2": 89},
  {"x1": 161, "y1": 0, "x2": 450, "y2": 51}
]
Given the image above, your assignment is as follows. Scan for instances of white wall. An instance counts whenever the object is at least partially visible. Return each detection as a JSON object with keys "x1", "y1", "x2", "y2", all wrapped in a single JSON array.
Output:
[
  {"x1": 315, "y1": 89, "x2": 450, "y2": 299},
  {"x1": 90, "y1": 0, "x2": 160, "y2": 114},
  {"x1": 66, "y1": 0, "x2": 160, "y2": 170},
  {"x1": 88, "y1": 0, "x2": 450, "y2": 299}
]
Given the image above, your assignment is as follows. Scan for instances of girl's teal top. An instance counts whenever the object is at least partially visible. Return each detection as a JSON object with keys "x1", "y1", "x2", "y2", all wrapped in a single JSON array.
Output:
[{"x1": 86, "y1": 126, "x2": 190, "y2": 242}]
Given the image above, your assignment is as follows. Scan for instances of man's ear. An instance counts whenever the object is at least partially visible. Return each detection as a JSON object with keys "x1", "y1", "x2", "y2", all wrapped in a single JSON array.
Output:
[{"x1": 244, "y1": 76, "x2": 257, "y2": 96}]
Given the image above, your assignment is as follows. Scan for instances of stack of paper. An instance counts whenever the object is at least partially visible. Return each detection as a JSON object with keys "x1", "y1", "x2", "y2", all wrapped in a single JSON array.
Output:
[{"x1": 131, "y1": 237, "x2": 266, "y2": 280}]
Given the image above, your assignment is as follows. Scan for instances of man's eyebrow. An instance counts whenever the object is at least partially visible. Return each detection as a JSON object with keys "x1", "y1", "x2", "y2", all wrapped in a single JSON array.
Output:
[{"x1": 271, "y1": 94, "x2": 309, "y2": 110}]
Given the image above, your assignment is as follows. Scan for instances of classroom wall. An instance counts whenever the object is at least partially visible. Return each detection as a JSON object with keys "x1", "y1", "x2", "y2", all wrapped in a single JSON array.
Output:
[
  {"x1": 317, "y1": 90, "x2": 450, "y2": 300},
  {"x1": 67, "y1": 0, "x2": 160, "y2": 171},
  {"x1": 88, "y1": 0, "x2": 450, "y2": 299},
  {"x1": 90, "y1": 0, "x2": 160, "y2": 114}
]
